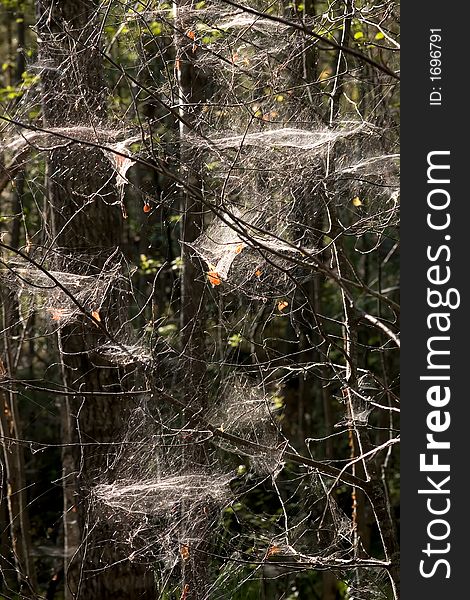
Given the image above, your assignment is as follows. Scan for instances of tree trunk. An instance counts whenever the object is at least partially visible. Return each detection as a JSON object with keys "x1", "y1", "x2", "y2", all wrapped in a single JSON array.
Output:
[
  {"x1": 36, "y1": 1, "x2": 154, "y2": 597},
  {"x1": 173, "y1": 3, "x2": 211, "y2": 599},
  {"x1": 0, "y1": 9, "x2": 36, "y2": 595},
  {"x1": 0, "y1": 386, "x2": 37, "y2": 596}
]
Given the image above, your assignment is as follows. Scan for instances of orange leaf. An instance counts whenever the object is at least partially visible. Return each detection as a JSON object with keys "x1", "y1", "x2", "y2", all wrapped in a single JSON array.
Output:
[
  {"x1": 91, "y1": 310, "x2": 101, "y2": 323},
  {"x1": 277, "y1": 300, "x2": 288, "y2": 312},
  {"x1": 180, "y1": 544, "x2": 190, "y2": 561},
  {"x1": 235, "y1": 243, "x2": 244, "y2": 254},
  {"x1": 266, "y1": 544, "x2": 281, "y2": 558},
  {"x1": 143, "y1": 202, "x2": 151, "y2": 213},
  {"x1": 207, "y1": 270, "x2": 221, "y2": 287},
  {"x1": 255, "y1": 269, "x2": 262, "y2": 278},
  {"x1": 186, "y1": 30, "x2": 196, "y2": 40},
  {"x1": 47, "y1": 308, "x2": 66, "y2": 321}
]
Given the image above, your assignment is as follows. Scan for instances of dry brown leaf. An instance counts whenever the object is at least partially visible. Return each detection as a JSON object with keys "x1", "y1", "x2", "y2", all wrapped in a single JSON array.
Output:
[
  {"x1": 180, "y1": 544, "x2": 190, "y2": 561},
  {"x1": 180, "y1": 583, "x2": 190, "y2": 600},
  {"x1": 0, "y1": 357, "x2": 7, "y2": 379}
]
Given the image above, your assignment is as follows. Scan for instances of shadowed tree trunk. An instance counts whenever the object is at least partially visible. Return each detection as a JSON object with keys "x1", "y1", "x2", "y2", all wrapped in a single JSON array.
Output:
[
  {"x1": 0, "y1": 9, "x2": 36, "y2": 596},
  {"x1": 36, "y1": 1, "x2": 155, "y2": 597},
  {"x1": 173, "y1": 3, "x2": 212, "y2": 598},
  {"x1": 0, "y1": 384, "x2": 37, "y2": 596}
]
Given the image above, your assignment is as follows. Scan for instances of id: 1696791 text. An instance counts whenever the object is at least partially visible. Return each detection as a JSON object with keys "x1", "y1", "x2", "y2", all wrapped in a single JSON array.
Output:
[{"x1": 429, "y1": 29, "x2": 442, "y2": 106}]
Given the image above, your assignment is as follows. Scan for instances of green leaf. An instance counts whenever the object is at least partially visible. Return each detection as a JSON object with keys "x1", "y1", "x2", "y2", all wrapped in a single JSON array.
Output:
[
  {"x1": 149, "y1": 21, "x2": 162, "y2": 36},
  {"x1": 157, "y1": 324, "x2": 177, "y2": 337},
  {"x1": 228, "y1": 333, "x2": 242, "y2": 348}
]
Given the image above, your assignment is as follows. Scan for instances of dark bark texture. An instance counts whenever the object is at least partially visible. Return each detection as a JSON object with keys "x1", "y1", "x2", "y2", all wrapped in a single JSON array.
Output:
[{"x1": 37, "y1": 1, "x2": 154, "y2": 597}]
